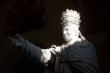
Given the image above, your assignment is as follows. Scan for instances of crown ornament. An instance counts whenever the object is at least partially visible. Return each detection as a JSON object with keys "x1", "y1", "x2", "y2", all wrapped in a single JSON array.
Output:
[{"x1": 61, "y1": 9, "x2": 81, "y2": 27}]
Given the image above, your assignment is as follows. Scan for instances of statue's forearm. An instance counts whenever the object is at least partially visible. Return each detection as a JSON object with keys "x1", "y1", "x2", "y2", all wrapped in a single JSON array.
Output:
[{"x1": 23, "y1": 40, "x2": 42, "y2": 61}]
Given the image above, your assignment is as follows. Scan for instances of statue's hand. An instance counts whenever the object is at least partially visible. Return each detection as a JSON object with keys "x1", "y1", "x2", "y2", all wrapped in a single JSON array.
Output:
[
  {"x1": 7, "y1": 33, "x2": 25, "y2": 47},
  {"x1": 50, "y1": 45, "x2": 61, "y2": 55}
]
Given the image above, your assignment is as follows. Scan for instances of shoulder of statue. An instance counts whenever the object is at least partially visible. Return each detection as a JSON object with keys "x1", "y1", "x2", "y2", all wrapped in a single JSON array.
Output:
[{"x1": 78, "y1": 40, "x2": 95, "y2": 49}]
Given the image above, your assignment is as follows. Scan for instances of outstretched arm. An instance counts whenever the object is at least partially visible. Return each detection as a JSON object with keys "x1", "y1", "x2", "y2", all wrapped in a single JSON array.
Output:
[
  {"x1": 7, "y1": 34, "x2": 55, "y2": 64},
  {"x1": 7, "y1": 33, "x2": 42, "y2": 61}
]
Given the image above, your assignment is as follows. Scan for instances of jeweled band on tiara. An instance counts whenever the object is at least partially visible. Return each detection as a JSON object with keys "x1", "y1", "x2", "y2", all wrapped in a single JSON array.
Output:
[{"x1": 61, "y1": 9, "x2": 81, "y2": 27}]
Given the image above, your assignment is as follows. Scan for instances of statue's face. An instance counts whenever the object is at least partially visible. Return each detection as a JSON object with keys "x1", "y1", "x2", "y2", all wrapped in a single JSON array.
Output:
[{"x1": 62, "y1": 25, "x2": 79, "y2": 42}]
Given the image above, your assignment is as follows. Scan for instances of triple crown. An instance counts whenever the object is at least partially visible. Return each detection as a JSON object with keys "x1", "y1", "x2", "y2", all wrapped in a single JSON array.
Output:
[{"x1": 61, "y1": 9, "x2": 81, "y2": 27}]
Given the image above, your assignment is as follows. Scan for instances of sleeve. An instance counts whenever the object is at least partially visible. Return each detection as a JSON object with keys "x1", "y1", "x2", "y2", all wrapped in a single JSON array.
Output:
[
  {"x1": 40, "y1": 49, "x2": 52, "y2": 64},
  {"x1": 23, "y1": 40, "x2": 42, "y2": 61},
  {"x1": 23, "y1": 40, "x2": 53, "y2": 64}
]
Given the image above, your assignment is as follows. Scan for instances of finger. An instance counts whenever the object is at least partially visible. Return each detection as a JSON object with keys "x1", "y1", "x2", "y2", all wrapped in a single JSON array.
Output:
[
  {"x1": 51, "y1": 45, "x2": 57, "y2": 48},
  {"x1": 7, "y1": 36, "x2": 12, "y2": 40},
  {"x1": 49, "y1": 48, "x2": 56, "y2": 55},
  {"x1": 7, "y1": 36, "x2": 14, "y2": 41},
  {"x1": 16, "y1": 33, "x2": 24, "y2": 40}
]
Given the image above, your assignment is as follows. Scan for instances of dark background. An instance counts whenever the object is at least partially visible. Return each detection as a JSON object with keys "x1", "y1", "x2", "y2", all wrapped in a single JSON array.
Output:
[{"x1": 0, "y1": 0, "x2": 109, "y2": 73}]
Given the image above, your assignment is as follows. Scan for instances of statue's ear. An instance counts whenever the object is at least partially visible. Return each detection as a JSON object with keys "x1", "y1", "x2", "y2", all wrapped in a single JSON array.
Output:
[{"x1": 79, "y1": 20, "x2": 81, "y2": 24}]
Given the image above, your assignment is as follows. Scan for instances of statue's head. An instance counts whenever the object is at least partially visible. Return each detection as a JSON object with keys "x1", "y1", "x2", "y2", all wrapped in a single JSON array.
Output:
[{"x1": 61, "y1": 9, "x2": 81, "y2": 42}]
